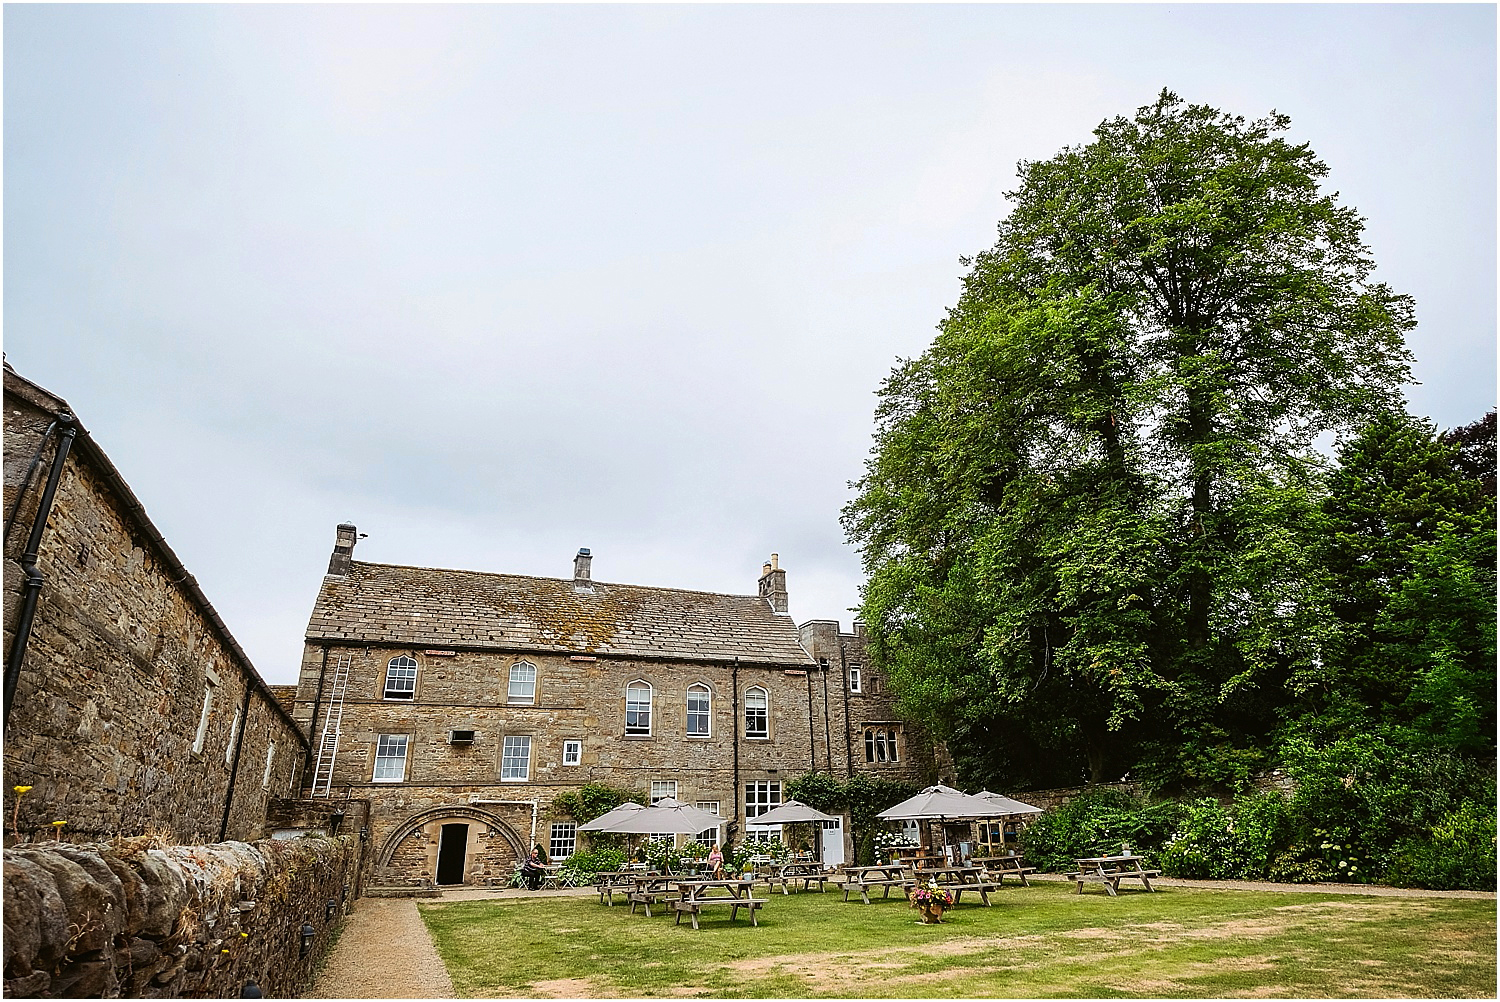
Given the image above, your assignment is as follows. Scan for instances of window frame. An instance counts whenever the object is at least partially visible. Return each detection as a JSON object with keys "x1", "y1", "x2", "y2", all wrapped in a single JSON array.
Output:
[
  {"x1": 550, "y1": 822, "x2": 578, "y2": 861},
  {"x1": 743, "y1": 686, "x2": 769, "y2": 739},
  {"x1": 694, "y1": 801, "x2": 721, "y2": 847},
  {"x1": 262, "y1": 741, "x2": 277, "y2": 788},
  {"x1": 686, "y1": 683, "x2": 712, "y2": 737},
  {"x1": 372, "y1": 734, "x2": 409, "y2": 783},
  {"x1": 562, "y1": 739, "x2": 582, "y2": 766},
  {"x1": 501, "y1": 735, "x2": 532, "y2": 782},
  {"x1": 849, "y1": 667, "x2": 862, "y2": 693},
  {"x1": 625, "y1": 680, "x2": 653, "y2": 736},
  {"x1": 744, "y1": 780, "x2": 781, "y2": 821},
  {"x1": 192, "y1": 682, "x2": 215, "y2": 755},
  {"x1": 507, "y1": 661, "x2": 537, "y2": 705},
  {"x1": 650, "y1": 780, "x2": 678, "y2": 804},
  {"x1": 383, "y1": 655, "x2": 419, "y2": 701}
]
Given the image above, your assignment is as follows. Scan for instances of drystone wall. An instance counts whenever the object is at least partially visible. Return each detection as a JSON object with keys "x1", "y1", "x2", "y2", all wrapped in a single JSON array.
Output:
[{"x1": 3, "y1": 834, "x2": 359, "y2": 999}]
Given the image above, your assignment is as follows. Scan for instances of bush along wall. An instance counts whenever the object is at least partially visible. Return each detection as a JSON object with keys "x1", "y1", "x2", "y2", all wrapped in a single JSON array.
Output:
[{"x1": 3, "y1": 834, "x2": 359, "y2": 998}]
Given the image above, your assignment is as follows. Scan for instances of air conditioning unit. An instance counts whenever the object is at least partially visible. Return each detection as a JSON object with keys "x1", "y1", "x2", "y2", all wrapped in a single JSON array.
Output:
[{"x1": 448, "y1": 729, "x2": 476, "y2": 745}]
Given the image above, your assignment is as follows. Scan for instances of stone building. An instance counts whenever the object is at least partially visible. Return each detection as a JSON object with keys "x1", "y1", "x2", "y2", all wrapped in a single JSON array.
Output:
[
  {"x1": 293, "y1": 528, "x2": 938, "y2": 886},
  {"x1": 2, "y1": 363, "x2": 307, "y2": 844}
]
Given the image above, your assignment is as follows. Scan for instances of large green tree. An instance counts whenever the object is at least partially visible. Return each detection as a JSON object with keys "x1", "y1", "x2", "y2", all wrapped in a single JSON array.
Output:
[{"x1": 845, "y1": 92, "x2": 1415, "y2": 790}]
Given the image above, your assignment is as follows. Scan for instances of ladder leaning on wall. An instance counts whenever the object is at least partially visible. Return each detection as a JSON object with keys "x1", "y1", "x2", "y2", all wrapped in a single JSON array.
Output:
[{"x1": 311, "y1": 650, "x2": 353, "y2": 798}]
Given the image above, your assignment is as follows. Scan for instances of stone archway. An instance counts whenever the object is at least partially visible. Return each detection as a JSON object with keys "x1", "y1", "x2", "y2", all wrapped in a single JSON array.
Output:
[{"x1": 377, "y1": 805, "x2": 527, "y2": 886}]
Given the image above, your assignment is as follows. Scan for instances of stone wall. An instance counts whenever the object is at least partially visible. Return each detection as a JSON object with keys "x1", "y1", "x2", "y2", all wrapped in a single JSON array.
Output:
[
  {"x1": 2, "y1": 835, "x2": 359, "y2": 999},
  {"x1": 3, "y1": 370, "x2": 306, "y2": 845}
]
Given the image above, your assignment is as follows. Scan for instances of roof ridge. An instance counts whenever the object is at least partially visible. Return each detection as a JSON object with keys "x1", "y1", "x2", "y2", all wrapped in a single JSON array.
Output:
[{"x1": 346, "y1": 559, "x2": 764, "y2": 602}]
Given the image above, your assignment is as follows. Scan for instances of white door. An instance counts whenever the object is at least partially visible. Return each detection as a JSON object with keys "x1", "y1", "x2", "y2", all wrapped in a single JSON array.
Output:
[{"x1": 819, "y1": 819, "x2": 845, "y2": 866}]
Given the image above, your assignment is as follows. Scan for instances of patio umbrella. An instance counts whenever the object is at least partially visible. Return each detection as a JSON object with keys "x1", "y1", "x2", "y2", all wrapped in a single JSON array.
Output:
[
  {"x1": 974, "y1": 791, "x2": 1043, "y2": 816},
  {"x1": 876, "y1": 784, "x2": 1017, "y2": 821},
  {"x1": 744, "y1": 799, "x2": 840, "y2": 826},
  {"x1": 591, "y1": 798, "x2": 726, "y2": 835},
  {"x1": 577, "y1": 801, "x2": 647, "y2": 832}
]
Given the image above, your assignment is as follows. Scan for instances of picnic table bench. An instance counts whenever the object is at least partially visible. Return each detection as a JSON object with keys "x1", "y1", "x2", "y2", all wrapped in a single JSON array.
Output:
[
  {"x1": 911, "y1": 865, "x2": 1003, "y2": 906},
  {"x1": 671, "y1": 879, "x2": 767, "y2": 930},
  {"x1": 762, "y1": 862, "x2": 829, "y2": 895},
  {"x1": 971, "y1": 854, "x2": 1037, "y2": 887},
  {"x1": 839, "y1": 864, "x2": 912, "y2": 904},
  {"x1": 1064, "y1": 854, "x2": 1160, "y2": 896},
  {"x1": 594, "y1": 870, "x2": 640, "y2": 906},
  {"x1": 627, "y1": 874, "x2": 678, "y2": 916}
]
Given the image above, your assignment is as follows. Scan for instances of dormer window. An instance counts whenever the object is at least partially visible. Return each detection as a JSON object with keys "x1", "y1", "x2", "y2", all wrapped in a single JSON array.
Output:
[
  {"x1": 508, "y1": 662, "x2": 537, "y2": 705},
  {"x1": 384, "y1": 656, "x2": 418, "y2": 700}
]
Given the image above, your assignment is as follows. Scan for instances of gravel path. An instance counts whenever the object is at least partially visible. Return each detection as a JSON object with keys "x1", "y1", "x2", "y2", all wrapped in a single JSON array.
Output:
[
  {"x1": 1027, "y1": 871, "x2": 1495, "y2": 899},
  {"x1": 305, "y1": 897, "x2": 456, "y2": 1000}
]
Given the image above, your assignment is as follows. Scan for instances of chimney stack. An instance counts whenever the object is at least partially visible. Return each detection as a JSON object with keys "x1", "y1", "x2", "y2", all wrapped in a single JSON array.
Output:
[
  {"x1": 758, "y1": 552, "x2": 788, "y2": 614},
  {"x1": 574, "y1": 548, "x2": 593, "y2": 589},
  {"x1": 328, "y1": 523, "x2": 358, "y2": 576}
]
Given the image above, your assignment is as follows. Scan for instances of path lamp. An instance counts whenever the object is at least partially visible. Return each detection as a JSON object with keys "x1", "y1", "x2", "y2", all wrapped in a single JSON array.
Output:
[
  {"x1": 299, "y1": 922, "x2": 316, "y2": 957},
  {"x1": 325, "y1": 898, "x2": 338, "y2": 920},
  {"x1": 241, "y1": 980, "x2": 264, "y2": 998}
]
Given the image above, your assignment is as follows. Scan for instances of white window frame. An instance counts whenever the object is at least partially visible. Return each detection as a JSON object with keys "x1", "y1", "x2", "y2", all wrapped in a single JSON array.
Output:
[
  {"x1": 744, "y1": 686, "x2": 769, "y2": 739},
  {"x1": 686, "y1": 683, "x2": 712, "y2": 737},
  {"x1": 372, "y1": 734, "x2": 409, "y2": 783},
  {"x1": 562, "y1": 739, "x2": 582, "y2": 766},
  {"x1": 262, "y1": 741, "x2": 277, "y2": 788},
  {"x1": 192, "y1": 683, "x2": 216, "y2": 755},
  {"x1": 550, "y1": 822, "x2": 578, "y2": 860},
  {"x1": 225, "y1": 701, "x2": 243, "y2": 765},
  {"x1": 625, "y1": 681, "x2": 652, "y2": 736},
  {"x1": 744, "y1": 780, "x2": 781, "y2": 821},
  {"x1": 849, "y1": 667, "x2": 862, "y2": 693},
  {"x1": 384, "y1": 655, "x2": 418, "y2": 700},
  {"x1": 651, "y1": 780, "x2": 678, "y2": 804},
  {"x1": 501, "y1": 735, "x2": 532, "y2": 781},
  {"x1": 887, "y1": 728, "x2": 900, "y2": 763},
  {"x1": 507, "y1": 661, "x2": 537, "y2": 705},
  {"x1": 695, "y1": 801, "x2": 721, "y2": 847}
]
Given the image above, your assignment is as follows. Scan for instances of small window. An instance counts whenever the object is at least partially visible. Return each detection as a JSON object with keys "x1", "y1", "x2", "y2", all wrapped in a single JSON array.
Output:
[
  {"x1": 192, "y1": 683, "x2": 216, "y2": 755},
  {"x1": 262, "y1": 742, "x2": 277, "y2": 788},
  {"x1": 686, "y1": 684, "x2": 711, "y2": 736},
  {"x1": 550, "y1": 822, "x2": 577, "y2": 860},
  {"x1": 384, "y1": 656, "x2": 418, "y2": 700},
  {"x1": 695, "y1": 802, "x2": 721, "y2": 847},
  {"x1": 864, "y1": 728, "x2": 876, "y2": 763},
  {"x1": 625, "y1": 681, "x2": 652, "y2": 736},
  {"x1": 651, "y1": 780, "x2": 678, "y2": 804},
  {"x1": 501, "y1": 735, "x2": 532, "y2": 781},
  {"x1": 449, "y1": 729, "x2": 476, "y2": 745},
  {"x1": 887, "y1": 728, "x2": 900, "y2": 763},
  {"x1": 373, "y1": 734, "x2": 408, "y2": 782},
  {"x1": 508, "y1": 662, "x2": 537, "y2": 705},
  {"x1": 849, "y1": 667, "x2": 862, "y2": 693},
  {"x1": 744, "y1": 687, "x2": 768, "y2": 739},
  {"x1": 562, "y1": 739, "x2": 582, "y2": 766},
  {"x1": 744, "y1": 781, "x2": 781, "y2": 820},
  {"x1": 226, "y1": 702, "x2": 243, "y2": 765}
]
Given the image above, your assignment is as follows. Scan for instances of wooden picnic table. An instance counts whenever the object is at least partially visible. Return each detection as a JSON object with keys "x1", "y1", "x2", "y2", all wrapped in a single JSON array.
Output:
[
  {"x1": 762, "y1": 861, "x2": 829, "y2": 895},
  {"x1": 839, "y1": 864, "x2": 911, "y2": 904},
  {"x1": 1066, "y1": 854, "x2": 1160, "y2": 896},
  {"x1": 594, "y1": 870, "x2": 641, "y2": 905},
  {"x1": 893, "y1": 853, "x2": 946, "y2": 870},
  {"x1": 908, "y1": 865, "x2": 1002, "y2": 906},
  {"x1": 626, "y1": 873, "x2": 679, "y2": 916},
  {"x1": 971, "y1": 854, "x2": 1036, "y2": 887},
  {"x1": 669, "y1": 879, "x2": 767, "y2": 929}
]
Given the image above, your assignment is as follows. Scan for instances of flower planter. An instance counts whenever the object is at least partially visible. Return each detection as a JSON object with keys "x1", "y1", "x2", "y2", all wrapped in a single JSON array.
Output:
[{"x1": 916, "y1": 902, "x2": 945, "y2": 924}]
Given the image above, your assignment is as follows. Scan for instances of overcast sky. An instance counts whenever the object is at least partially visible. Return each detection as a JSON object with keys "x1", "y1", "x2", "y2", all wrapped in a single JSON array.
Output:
[{"x1": 5, "y1": 5, "x2": 1495, "y2": 685}]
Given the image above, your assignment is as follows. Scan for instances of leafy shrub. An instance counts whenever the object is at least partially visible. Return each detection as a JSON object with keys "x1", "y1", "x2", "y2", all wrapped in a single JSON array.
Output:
[
  {"x1": 1267, "y1": 844, "x2": 1334, "y2": 883},
  {"x1": 1159, "y1": 799, "x2": 1237, "y2": 879},
  {"x1": 1386, "y1": 801, "x2": 1498, "y2": 891},
  {"x1": 558, "y1": 846, "x2": 627, "y2": 883},
  {"x1": 1232, "y1": 791, "x2": 1294, "y2": 878},
  {"x1": 1019, "y1": 789, "x2": 1182, "y2": 871}
]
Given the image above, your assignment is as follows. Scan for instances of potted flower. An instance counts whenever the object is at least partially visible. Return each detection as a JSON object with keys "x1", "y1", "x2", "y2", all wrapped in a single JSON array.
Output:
[{"x1": 909, "y1": 881, "x2": 955, "y2": 924}]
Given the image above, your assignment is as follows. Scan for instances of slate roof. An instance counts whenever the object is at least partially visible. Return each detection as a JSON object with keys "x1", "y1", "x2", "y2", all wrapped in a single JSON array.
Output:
[{"x1": 305, "y1": 561, "x2": 817, "y2": 666}]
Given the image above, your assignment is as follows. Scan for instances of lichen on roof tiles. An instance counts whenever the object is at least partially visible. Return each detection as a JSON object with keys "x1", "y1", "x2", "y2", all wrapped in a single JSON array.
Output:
[{"x1": 304, "y1": 561, "x2": 814, "y2": 666}]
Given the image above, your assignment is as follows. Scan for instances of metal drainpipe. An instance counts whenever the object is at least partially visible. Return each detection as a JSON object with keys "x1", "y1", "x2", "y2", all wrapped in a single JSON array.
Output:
[
  {"x1": 820, "y1": 658, "x2": 833, "y2": 773},
  {"x1": 305, "y1": 645, "x2": 330, "y2": 777},
  {"x1": 805, "y1": 669, "x2": 816, "y2": 772},
  {"x1": 730, "y1": 657, "x2": 740, "y2": 835},
  {"x1": 837, "y1": 639, "x2": 853, "y2": 778},
  {"x1": 218, "y1": 684, "x2": 255, "y2": 842},
  {"x1": 2, "y1": 419, "x2": 58, "y2": 546},
  {"x1": 4, "y1": 415, "x2": 77, "y2": 729}
]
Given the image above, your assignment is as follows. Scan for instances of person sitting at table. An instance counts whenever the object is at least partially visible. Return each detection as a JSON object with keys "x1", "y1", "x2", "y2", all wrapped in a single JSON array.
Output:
[
  {"x1": 520, "y1": 847, "x2": 547, "y2": 890},
  {"x1": 707, "y1": 843, "x2": 725, "y2": 879}
]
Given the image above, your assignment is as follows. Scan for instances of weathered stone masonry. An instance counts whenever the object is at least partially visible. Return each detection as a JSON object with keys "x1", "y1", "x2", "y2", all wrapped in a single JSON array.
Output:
[{"x1": 3, "y1": 365, "x2": 307, "y2": 845}]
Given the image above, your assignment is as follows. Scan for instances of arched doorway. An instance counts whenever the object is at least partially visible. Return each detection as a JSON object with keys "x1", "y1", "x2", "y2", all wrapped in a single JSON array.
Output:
[{"x1": 377, "y1": 806, "x2": 526, "y2": 886}]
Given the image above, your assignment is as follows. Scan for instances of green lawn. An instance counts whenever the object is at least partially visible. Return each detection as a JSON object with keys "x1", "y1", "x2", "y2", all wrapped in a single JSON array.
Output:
[{"x1": 419, "y1": 883, "x2": 1497, "y2": 998}]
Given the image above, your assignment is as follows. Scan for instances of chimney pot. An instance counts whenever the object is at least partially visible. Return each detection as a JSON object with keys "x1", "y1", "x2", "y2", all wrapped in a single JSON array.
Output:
[{"x1": 757, "y1": 553, "x2": 789, "y2": 614}]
